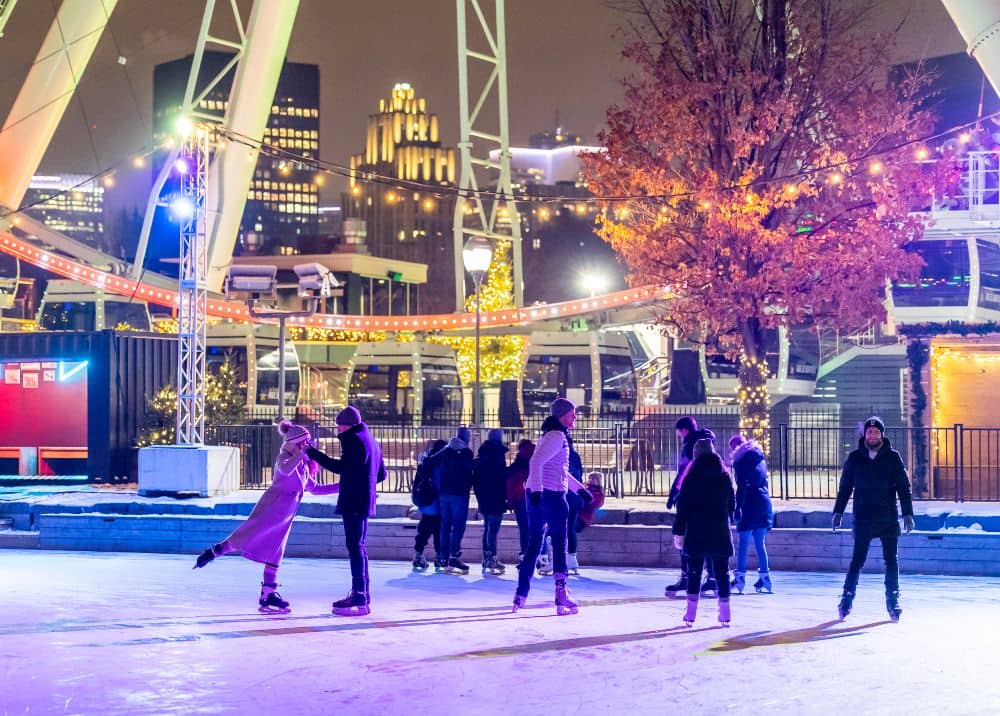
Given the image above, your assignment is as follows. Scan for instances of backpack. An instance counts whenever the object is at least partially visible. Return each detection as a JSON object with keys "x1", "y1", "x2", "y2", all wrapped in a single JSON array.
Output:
[{"x1": 411, "y1": 461, "x2": 436, "y2": 507}]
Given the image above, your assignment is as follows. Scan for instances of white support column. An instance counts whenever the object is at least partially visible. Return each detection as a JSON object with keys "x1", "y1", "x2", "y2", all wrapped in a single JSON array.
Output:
[
  {"x1": 453, "y1": 0, "x2": 524, "y2": 311},
  {"x1": 0, "y1": 0, "x2": 119, "y2": 211},
  {"x1": 0, "y1": 0, "x2": 21, "y2": 38},
  {"x1": 942, "y1": 1, "x2": 1000, "y2": 98},
  {"x1": 176, "y1": 127, "x2": 210, "y2": 446}
]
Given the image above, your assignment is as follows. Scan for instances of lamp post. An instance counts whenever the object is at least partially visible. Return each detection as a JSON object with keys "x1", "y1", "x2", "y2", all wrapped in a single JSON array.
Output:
[
  {"x1": 462, "y1": 236, "x2": 493, "y2": 428},
  {"x1": 581, "y1": 272, "x2": 608, "y2": 298}
]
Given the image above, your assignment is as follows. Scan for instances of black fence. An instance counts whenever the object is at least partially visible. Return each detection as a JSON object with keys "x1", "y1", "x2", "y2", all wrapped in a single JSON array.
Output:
[{"x1": 206, "y1": 420, "x2": 1000, "y2": 501}]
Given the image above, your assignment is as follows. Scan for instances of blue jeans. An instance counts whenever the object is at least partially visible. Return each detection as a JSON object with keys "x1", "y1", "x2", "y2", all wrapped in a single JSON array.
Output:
[
  {"x1": 736, "y1": 527, "x2": 769, "y2": 573},
  {"x1": 517, "y1": 490, "x2": 568, "y2": 596},
  {"x1": 481, "y1": 513, "x2": 503, "y2": 556},
  {"x1": 513, "y1": 501, "x2": 530, "y2": 555},
  {"x1": 438, "y1": 494, "x2": 469, "y2": 560}
]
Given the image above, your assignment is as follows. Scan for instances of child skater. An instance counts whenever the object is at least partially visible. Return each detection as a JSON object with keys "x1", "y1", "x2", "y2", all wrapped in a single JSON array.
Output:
[{"x1": 193, "y1": 420, "x2": 340, "y2": 613}]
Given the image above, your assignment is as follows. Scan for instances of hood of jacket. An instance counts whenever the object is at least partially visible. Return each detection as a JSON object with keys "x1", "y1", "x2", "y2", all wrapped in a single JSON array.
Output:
[
  {"x1": 684, "y1": 427, "x2": 716, "y2": 450},
  {"x1": 447, "y1": 436, "x2": 469, "y2": 451},
  {"x1": 731, "y1": 439, "x2": 765, "y2": 466}
]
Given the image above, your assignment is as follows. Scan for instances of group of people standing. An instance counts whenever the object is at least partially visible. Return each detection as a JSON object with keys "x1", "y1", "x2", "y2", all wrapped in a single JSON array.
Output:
[{"x1": 190, "y1": 400, "x2": 915, "y2": 626}]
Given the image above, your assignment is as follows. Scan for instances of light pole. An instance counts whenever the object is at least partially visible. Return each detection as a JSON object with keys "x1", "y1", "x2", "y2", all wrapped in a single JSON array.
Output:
[
  {"x1": 462, "y1": 236, "x2": 493, "y2": 428},
  {"x1": 581, "y1": 272, "x2": 608, "y2": 298}
]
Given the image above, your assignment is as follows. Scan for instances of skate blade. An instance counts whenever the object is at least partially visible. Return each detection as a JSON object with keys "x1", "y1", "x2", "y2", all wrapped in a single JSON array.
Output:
[
  {"x1": 718, "y1": 621, "x2": 730, "y2": 627},
  {"x1": 556, "y1": 604, "x2": 578, "y2": 616},
  {"x1": 683, "y1": 620, "x2": 694, "y2": 627},
  {"x1": 332, "y1": 606, "x2": 371, "y2": 617},
  {"x1": 258, "y1": 606, "x2": 291, "y2": 615}
]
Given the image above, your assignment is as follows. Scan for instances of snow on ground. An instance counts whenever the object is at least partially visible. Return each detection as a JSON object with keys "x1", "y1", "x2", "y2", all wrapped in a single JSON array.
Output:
[{"x1": 3, "y1": 550, "x2": 999, "y2": 716}]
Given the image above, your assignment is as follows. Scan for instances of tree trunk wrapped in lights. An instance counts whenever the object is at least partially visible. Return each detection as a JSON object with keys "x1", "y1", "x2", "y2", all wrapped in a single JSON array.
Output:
[
  {"x1": 435, "y1": 242, "x2": 524, "y2": 387},
  {"x1": 582, "y1": 0, "x2": 954, "y2": 435},
  {"x1": 737, "y1": 352, "x2": 771, "y2": 451}
]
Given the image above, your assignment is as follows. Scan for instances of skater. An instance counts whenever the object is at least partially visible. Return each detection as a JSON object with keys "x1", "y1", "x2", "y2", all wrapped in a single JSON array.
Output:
[
  {"x1": 424, "y1": 426, "x2": 475, "y2": 574},
  {"x1": 832, "y1": 416, "x2": 914, "y2": 622},
  {"x1": 193, "y1": 420, "x2": 340, "y2": 614},
  {"x1": 729, "y1": 434, "x2": 774, "y2": 595},
  {"x1": 564, "y1": 442, "x2": 585, "y2": 575},
  {"x1": 665, "y1": 416, "x2": 719, "y2": 597},
  {"x1": 513, "y1": 398, "x2": 592, "y2": 615},
  {"x1": 671, "y1": 438, "x2": 735, "y2": 626},
  {"x1": 411, "y1": 439, "x2": 447, "y2": 572},
  {"x1": 474, "y1": 428, "x2": 510, "y2": 575},
  {"x1": 505, "y1": 438, "x2": 535, "y2": 562},
  {"x1": 306, "y1": 406, "x2": 386, "y2": 616}
]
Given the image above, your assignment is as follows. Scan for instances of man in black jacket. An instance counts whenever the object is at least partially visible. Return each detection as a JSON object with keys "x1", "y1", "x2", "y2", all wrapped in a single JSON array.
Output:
[
  {"x1": 665, "y1": 416, "x2": 718, "y2": 597},
  {"x1": 832, "y1": 416, "x2": 915, "y2": 621},
  {"x1": 307, "y1": 405, "x2": 386, "y2": 616},
  {"x1": 425, "y1": 426, "x2": 475, "y2": 574}
]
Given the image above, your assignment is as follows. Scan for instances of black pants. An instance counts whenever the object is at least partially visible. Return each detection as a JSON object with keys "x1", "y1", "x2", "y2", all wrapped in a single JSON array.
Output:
[
  {"x1": 843, "y1": 530, "x2": 899, "y2": 595},
  {"x1": 681, "y1": 553, "x2": 716, "y2": 581},
  {"x1": 414, "y1": 512, "x2": 441, "y2": 554},
  {"x1": 342, "y1": 512, "x2": 370, "y2": 595},
  {"x1": 685, "y1": 555, "x2": 730, "y2": 598}
]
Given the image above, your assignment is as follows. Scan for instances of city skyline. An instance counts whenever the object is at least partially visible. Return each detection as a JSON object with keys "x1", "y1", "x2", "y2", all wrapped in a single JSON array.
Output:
[{"x1": 0, "y1": 0, "x2": 965, "y2": 216}]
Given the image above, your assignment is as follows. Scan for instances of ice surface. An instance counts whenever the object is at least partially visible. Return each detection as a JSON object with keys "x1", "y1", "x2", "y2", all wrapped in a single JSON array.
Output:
[{"x1": 3, "y1": 550, "x2": 1000, "y2": 715}]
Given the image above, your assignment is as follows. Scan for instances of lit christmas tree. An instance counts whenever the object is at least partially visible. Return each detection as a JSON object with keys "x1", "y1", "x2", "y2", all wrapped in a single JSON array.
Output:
[
  {"x1": 136, "y1": 359, "x2": 247, "y2": 446},
  {"x1": 434, "y1": 241, "x2": 524, "y2": 385}
]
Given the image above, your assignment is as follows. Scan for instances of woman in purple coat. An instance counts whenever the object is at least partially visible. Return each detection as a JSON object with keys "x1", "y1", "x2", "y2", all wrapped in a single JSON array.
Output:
[{"x1": 193, "y1": 421, "x2": 340, "y2": 613}]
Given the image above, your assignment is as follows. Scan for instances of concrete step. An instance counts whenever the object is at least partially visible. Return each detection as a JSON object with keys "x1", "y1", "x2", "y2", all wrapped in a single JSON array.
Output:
[
  {"x1": 0, "y1": 530, "x2": 40, "y2": 549},
  {"x1": 0, "y1": 518, "x2": 12, "y2": 530}
]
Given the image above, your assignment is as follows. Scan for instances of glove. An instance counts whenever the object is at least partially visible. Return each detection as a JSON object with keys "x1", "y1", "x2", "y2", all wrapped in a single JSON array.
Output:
[
  {"x1": 577, "y1": 488, "x2": 595, "y2": 506},
  {"x1": 529, "y1": 490, "x2": 541, "y2": 507},
  {"x1": 831, "y1": 513, "x2": 843, "y2": 531},
  {"x1": 306, "y1": 446, "x2": 324, "y2": 462},
  {"x1": 673, "y1": 534, "x2": 684, "y2": 551},
  {"x1": 903, "y1": 515, "x2": 915, "y2": 534}
]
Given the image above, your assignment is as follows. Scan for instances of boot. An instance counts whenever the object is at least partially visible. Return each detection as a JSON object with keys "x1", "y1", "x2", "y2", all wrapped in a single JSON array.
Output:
[
  {"x1": 664, "y1": 573, "x2": 688, "y2": 597},
  {"x1": 412, "y1": 551, "x2": 429, "y2": 572},
  {"x1": 447, "y1": 556, "x2": 470, "y2": 575},
  {"x1": 258, "y1": 582, "x2": 290, "y2": 614},
  {"x1": 754, "y1": 571, "x2": 773, "y2": 594},
  {"x1": 554, "y1": 574, "x2": 578, "y2": 615},
  {"x1": 482, "y1": 552, "x2": 494, "y2": 575},
  {"x1": 718, "y1": 597, "x2": 731, "y2": 626},
  {"x1": 731, "y1": 570, "x2": 746, "y2": 595},
  {"x1": 332, "y1": 590, "x2": 370, "y2": 616},
  {"x1": 489, "y1": 554, "x2": 506, "y2": 575},
  {"x1": 886, "y1": 590, "x2": 902, "y2": 622},
  {"x1": 193, "y1": 546, "x2": 216, "y2": 570},
  {"x1": 683, "y1": 594, "x2": 699, "y2": 626},
  {"x1": 512, "y1": 592, "x2": 528, "y2": 613},
  {"x1": 434, "y1": 556, "x2": 448, "y2": 574},
  {"x1": 567, "y1": 552, "x2": 580, "y2": 575},
  {"x1": 838, "y1": 590, "x2": 855, "y2": 620},
  {"x1": 537, "y1": 537, "x2": 553, "y2": 576}
]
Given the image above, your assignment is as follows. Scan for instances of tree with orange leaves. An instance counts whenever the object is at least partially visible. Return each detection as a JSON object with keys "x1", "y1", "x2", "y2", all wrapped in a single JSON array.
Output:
[{"x1": 582, "y1": 0, "x2": 954, "y2": 442}]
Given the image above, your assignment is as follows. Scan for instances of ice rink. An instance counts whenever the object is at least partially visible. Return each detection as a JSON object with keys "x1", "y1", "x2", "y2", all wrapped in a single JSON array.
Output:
[{"x1": 3, "y1": 549, "x2": 999, "y2": 715}]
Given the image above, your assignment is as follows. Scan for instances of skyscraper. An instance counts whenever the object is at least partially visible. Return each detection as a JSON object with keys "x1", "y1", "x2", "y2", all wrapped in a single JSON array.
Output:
[
  {"x1": 342, "y1": 83, "x2": 457, "y2": 314},
  {"x1": 22, "y1": 174, "x2": 104, "y2": 248},
  {"x1": 152, "y1": 52, "x2": 320, "y2": 256}
]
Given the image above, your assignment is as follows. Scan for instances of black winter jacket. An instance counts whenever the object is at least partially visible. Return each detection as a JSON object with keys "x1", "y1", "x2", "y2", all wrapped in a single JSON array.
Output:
[
  {"x1": 731, "y1": 440, "x2": 773, "y2": 532},
  {"x1": 306, "y1": 423, "x2": 385, "y2": 517},
  {"x1": 427, "y1": 437, "x2": 475, "y2": 497},
  {"x1": 671, "y1": 453, "x2": 735, "y2": 558},
  {"x1": 667, "y1": 427, "x2": 717, "y2": 509},
  {"x1": 473, "y1": 439, "x2": 509, "y2": 514},
  {"x1": 834, "y1": 437, "x2": 914, "y2": 537}
]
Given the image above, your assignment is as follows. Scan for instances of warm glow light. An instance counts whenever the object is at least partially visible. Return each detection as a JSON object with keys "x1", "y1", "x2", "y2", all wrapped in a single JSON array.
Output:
[
  {"x1": 423, "y1": 199, "x2": 434, "y2": 211},
  {"x1": 386, "y1": 191, "x2": 397, "y2": 204},
  {"x1": 279, "y1": 163, "x2": 291, "y2": 177},
  {"x1": 175, "y1": 115, "x2": 194, "y2": 137},
  {"x1": 830, "y1": 173, "x2": 842, "y2": 184},
  {"x1": 869, "y1": 161, "x2": 883, "y2": 175},
  {"x1": 314, "y1": 174, "x2": 325, "y2": 186},
  {"x1": 132, "y1": 156, "x2": 146, "y2": 169},
  {"x1": 462, "y1": 236, "x2": 493, "y2": 274},
  {"x1": 916, "y1": 147, "x2": 929, "y2": 160},
  {"x1": 351, "y1": 185, "x2": 361, "y2": 196},
  {"x1": 102, "y1": 176, "x2": 115, "y2": 188},
  {"x1": 959, "y1": 132, "x2": 972, "y2": 144}
]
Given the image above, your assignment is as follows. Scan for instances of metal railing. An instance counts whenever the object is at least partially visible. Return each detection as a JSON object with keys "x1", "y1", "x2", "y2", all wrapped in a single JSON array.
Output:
[{"x1": 207, "y1": 421, "x2": 1000, "y2": 502}]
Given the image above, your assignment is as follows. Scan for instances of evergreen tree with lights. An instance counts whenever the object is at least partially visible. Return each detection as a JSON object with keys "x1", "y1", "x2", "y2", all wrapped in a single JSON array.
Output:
[
  {"x1": 136, "y1": 359, "x2": 246, "y2": 446},
  {"x1": 583, "y1": 0, "x2": 954, "y2": 445}
]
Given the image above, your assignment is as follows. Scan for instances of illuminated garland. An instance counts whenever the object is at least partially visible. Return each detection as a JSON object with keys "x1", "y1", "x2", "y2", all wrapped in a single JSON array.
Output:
[
  {"x1": 906, "y1": 338, "x2": 929, "y2": 496},
  {"x1": 736, "y1": 352, "x2": 771, "y2": 451},
  {"x1": 898, "y1": 321, "x2": 1000, "y2": 337}
]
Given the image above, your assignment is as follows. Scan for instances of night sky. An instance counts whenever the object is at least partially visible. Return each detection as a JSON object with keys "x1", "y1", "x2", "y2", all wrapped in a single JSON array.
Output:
[{"x1": 0, "y1": 0, "x2": 967, "y2": 213}]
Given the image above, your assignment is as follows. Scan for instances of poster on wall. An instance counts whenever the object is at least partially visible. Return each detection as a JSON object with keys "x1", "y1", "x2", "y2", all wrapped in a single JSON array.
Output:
[
  {"x1": 4, "y1": 367, "x2": 18, "y2": 384},
  {"x1": 22, "y1": 373, "x2": 38, "y2": 389}
]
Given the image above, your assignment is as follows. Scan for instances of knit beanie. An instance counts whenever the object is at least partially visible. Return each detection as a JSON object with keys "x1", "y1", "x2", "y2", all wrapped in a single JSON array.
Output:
[
  {"x1": 336, "y1": 405, "x2": 362, "y2": 427},
  {"x1": 487, "y1": 428, "x2": 504, "y2": 443},
  {"x1": 693, "y1": 438, "x2": 715, "y2": 460},
  {"x1": 863, "y1": 416, "x2": 885, "y2": 434},
  {"x1": 456, "y1": 426, "x2": 471, "y2": 444},
  {"x1": 278, "y1": 420, "x2": 310, "y2": 443},
  {"x1": 550, "y1": 397, "x2": 576, "y2": 419}
]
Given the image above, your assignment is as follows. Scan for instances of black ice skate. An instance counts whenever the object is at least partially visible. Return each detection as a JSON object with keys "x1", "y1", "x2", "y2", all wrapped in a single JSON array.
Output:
[
  {"x1": 664, "y1": 574, "x2": 688, "y2": 598},
  {"x1": 700, "y1": 577, "x2": 719, "y2": 599},
  {"x1": 838, "y1": 591, "x2": 855, "y2": 620},
  {"x1": 332, "y1": 590, "x2": 370, "y2": 617},
  {"x1": 482, "y1": 554, "x2": 505, "y2": 575},
  {"x1": 554, "y1": 576, "x2": 578, "y2": 616},
  {"x1": 412, "y1": 552, "x2": 430, "y2": 572},
  {"x1": 886, "y1": 592, "x2": 902, "y2": 622},
  {"x1": 258, "y1": 584, "x2": 290, "y2": 614},
  {"x1": 193, "y1": 546, "x2": 217, "y2": 569},
  {"x1": 434, "y1": 557, "x2": 448, "y2": 574},
  {"x1": 446, "y1": 556, "x2": 470, "y2": 575}
]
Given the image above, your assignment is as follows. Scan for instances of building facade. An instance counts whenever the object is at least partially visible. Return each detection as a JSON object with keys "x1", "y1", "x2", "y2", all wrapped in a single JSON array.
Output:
[
  {"x1": 341, "y1": 83, "x2": 457, "y2": 314},
  {"x1": 152, "y1": 52, "x2": 320, "y2": 256},
  {"x1": 22, "y1": 175, "x2": 104, "y2": 249}
]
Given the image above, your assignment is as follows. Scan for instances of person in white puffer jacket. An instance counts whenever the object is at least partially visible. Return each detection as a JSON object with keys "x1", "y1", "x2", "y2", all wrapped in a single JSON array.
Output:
[{"x1": 511, "y1": 398, "x2": 593, "y2": 615}]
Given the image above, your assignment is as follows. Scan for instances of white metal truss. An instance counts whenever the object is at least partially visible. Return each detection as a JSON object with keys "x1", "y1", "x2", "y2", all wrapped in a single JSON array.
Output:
[
  {"x1": 176, "y1": 128, "x2": 210, "y2": 445},
  {"x1": 133, "y1": 0, "x2": 300, "y2": 291},
  {"x1": 453, "y1": 0, "x2": 524, "y2": 310},
  {"x1": 0, "y1": 0, "x2": 19, "y2": 38}
]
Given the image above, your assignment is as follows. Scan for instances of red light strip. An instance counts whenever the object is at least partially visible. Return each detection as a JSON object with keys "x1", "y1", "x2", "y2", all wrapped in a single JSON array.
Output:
[{"x1": 0, "y1": 231, "x2": 665, "y2": 330}]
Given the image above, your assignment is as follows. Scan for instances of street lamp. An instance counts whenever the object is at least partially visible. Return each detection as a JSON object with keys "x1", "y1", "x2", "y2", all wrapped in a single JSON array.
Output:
[
  {"x1": 462, "y1": 236, "x2": 493, "y2": 428},
  {"x1": 581, "y1": 272, "x2": 608, "y2": 298}
]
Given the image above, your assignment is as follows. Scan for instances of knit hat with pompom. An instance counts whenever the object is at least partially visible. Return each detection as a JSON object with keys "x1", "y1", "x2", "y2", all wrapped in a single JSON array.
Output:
[{"x1": 278, "y1": 420, "x2": 310, "y2": 443}]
